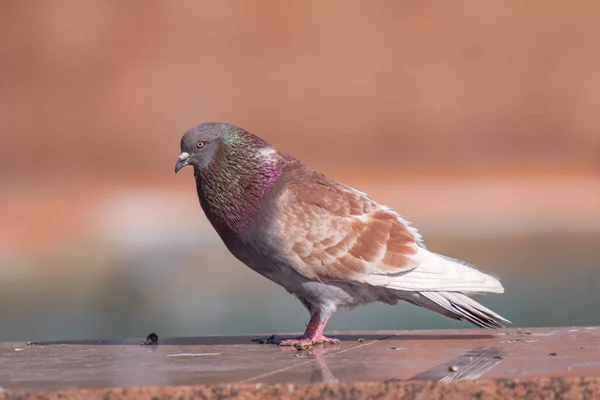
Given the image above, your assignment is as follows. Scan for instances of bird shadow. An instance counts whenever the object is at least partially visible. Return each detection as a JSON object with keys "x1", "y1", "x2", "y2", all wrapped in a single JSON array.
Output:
[{"x1": 26, "y1": 332, "x2": 495, "y2": 346}]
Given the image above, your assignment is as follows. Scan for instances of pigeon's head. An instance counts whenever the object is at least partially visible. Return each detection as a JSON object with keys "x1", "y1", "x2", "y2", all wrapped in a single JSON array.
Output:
[{"x1": 174, "y1": 122, "x2": 232, "y2": 173}]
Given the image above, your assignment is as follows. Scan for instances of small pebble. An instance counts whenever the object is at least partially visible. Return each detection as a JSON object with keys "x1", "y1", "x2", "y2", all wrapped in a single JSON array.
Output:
[
  {"x1": 357, "y1": 338, "x2": 366, "y2": 343},
  {"x1": 516, "y1": 330, "x2": 533, "y2": 335},
  {"x1": 493, "y1": 355, "x2": 504, "y2": 360},
  {"x1": 293, "y1": 343, "x2": 313, "y2": 351},
  {"x1": 448, "y1": 365, "x2": 458, "y2": 372},
  {"x1": 390, "y1": 347, "x2": 404, "y2": 351},
  {"x1": 141, "y1": 333, "x2": 159, "y2": 346},
  {"x1": 548, "y1": 352, "x2": 557, "y2": 356}
]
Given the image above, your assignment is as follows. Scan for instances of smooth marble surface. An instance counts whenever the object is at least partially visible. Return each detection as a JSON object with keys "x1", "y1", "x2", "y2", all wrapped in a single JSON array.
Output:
[{"x1": 1, "y1": 327, "x2": 599, "y2": 392}]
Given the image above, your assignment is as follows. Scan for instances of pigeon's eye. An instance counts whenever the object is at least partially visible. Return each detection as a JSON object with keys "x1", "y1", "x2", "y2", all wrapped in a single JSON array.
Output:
[{"x1": 196, "y1": 141, "x2": 206, "y2": 149}]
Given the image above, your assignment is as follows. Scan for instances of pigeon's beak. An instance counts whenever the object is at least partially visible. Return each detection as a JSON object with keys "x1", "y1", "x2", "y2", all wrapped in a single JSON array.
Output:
[{"x1": 174, "y1": 152, "x2": 190, "y2": 173}]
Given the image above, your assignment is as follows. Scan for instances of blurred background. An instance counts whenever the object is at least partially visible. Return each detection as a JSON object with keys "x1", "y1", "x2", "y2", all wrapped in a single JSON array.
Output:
[{"x1": 1, "y1": 1, "x2": 599, "y2": 342}]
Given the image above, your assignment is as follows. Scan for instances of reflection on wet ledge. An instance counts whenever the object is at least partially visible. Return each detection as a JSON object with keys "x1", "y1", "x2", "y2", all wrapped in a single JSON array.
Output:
[
  {"x1": 300, "y1": 345, "x2": 505, "y2": 383},
  {"x1": 308, "y1": 346, "x2": 341, "y2": 384},
  {"x1": 409, "y1": 346, "x2": 505, "y2": 381}
]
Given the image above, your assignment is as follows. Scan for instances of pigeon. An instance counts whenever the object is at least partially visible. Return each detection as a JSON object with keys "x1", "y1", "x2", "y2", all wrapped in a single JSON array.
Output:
[{"x1": 175, "y1": 122, "x2": 509, "y2": 346}]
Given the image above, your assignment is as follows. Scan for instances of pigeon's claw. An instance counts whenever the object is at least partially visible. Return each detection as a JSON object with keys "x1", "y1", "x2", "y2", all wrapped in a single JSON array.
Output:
[
  {"x1": 279, "y1": 335, "x2": 340, "y2": 346},
  {"x1": 253, "y1": 312, "x2": 338, "y2": 346},
  {"x1": 278, "y1": 311, "x2": 337, "y2": 346}
]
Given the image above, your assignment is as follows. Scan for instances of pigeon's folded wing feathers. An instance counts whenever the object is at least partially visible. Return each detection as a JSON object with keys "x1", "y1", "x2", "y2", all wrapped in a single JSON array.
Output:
[
  {"x1": 278, "y1": 176, "x2": 422, "y2": 283},
  {"x1": 278, "y1": 175, "x2": 503, "y2": 294}
]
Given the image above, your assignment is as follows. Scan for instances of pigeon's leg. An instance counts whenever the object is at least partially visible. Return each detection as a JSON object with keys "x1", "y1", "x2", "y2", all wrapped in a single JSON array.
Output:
[{"x1": 279, "y1": 311, "x2": 339, "y2": 346}]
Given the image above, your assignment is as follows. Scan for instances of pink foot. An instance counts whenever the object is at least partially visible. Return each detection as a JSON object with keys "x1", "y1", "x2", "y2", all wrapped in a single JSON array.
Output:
[
  {"x1": 256, "y1": 311, "x2": 338, "y2": 346},
  {"x1": 279, "y1": 335, "x2": 339, "y2": 346}
]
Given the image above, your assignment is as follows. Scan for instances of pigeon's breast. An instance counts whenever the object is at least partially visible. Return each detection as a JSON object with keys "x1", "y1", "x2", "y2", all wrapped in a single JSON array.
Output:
[
  {"x1": 215, "y1": 192, "x2": 310, "y2": 292},
  {"x1": 224, "y1": 202, "x2": 398, "y2": 311}
]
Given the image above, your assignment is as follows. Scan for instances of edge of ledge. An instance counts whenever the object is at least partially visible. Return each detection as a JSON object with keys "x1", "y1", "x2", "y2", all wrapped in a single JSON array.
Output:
[{"x1": 1, "y1": 377, "x2": 599, "y2": 400}]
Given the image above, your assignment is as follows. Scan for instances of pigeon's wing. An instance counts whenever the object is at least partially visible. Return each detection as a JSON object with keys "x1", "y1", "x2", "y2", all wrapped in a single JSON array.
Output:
[
  {"x1": 277, "y1": 173, "x2": 423, "y2": 284},
  {"x1": 277, "y1": 171, "x2": 505, "y2": 296}
]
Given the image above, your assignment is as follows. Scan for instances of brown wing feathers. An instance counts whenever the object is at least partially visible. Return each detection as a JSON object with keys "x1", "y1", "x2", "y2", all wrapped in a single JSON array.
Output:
[{"x1": 279, "y1": 175, "x2": 420, "y2": 284}]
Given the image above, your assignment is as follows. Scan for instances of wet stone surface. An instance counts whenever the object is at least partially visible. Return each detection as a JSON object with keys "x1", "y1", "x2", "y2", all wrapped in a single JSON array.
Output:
[{"x1": 0, "y1": 327, "x2": 599, "y2": 393}]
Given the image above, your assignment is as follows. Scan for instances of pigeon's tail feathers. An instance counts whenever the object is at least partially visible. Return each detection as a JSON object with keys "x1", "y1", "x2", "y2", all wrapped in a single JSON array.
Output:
[
  {"x1": 367, "y1": 248, "x2": 504, "y2": 293},
  {"x1": 367, "y1": 247, "x2": 509, "y2": 328},
  {"x1": 414, "y1": 291, "x2": 510, "y2": 328}
]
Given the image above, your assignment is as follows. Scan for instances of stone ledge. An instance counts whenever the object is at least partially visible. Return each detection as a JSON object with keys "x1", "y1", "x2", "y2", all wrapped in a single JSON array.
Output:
[
  {"x1": 1, "y1": 327, "x2": 599, "y2": 398},
  {"x1": 1, "y1": 378, "x2": 599, "y2": 400}
]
